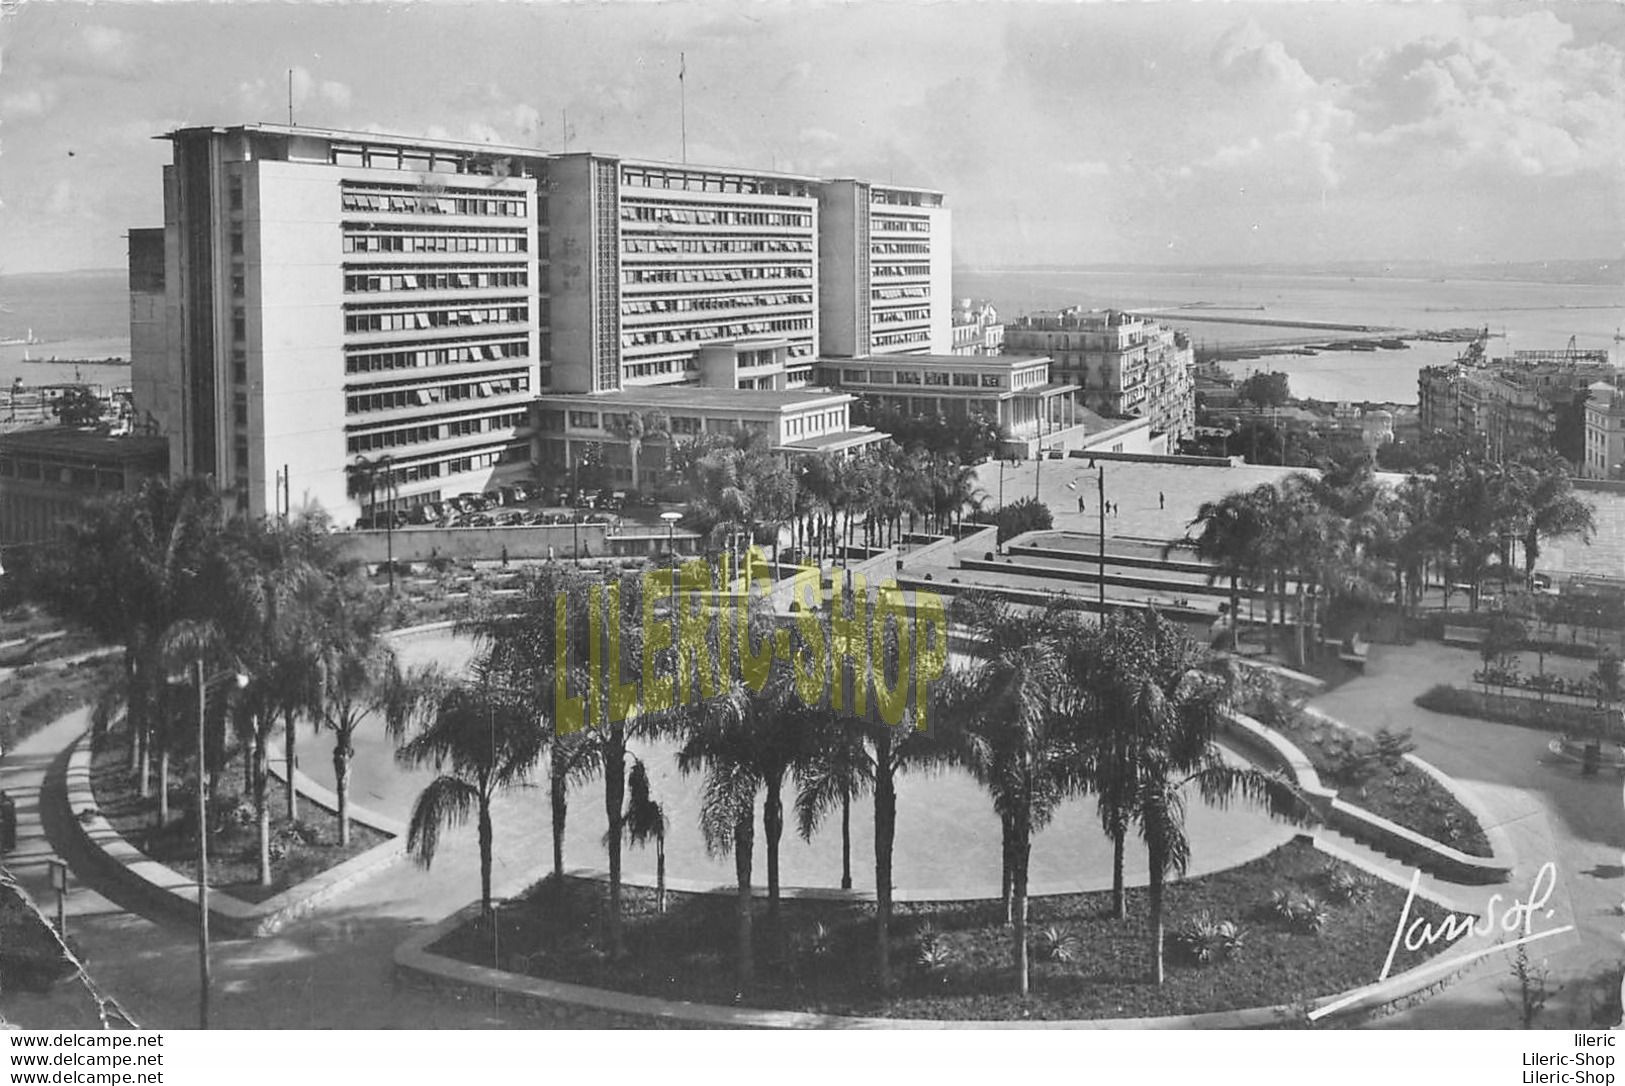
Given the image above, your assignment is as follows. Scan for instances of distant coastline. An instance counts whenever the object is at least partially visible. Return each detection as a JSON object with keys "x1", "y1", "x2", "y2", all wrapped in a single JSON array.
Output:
[{"x1": 956, "y1": 259, "x2": 1624, "y2": 289}]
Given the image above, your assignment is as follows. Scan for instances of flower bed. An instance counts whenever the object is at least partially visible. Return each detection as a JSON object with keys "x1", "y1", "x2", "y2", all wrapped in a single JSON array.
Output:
[
  {"x1": 89, "y1": 726, "x2": 389, "y2": 905},
  {"x1": 1246, "y1": 694, "x2": 1492, "y2": 857},
  {"x1": 426, "y1": 839, "x2": 1452, "y2": 1022},
  {"x1": 1416, "y1": 684, "x2": 1622, "y2": 739}
]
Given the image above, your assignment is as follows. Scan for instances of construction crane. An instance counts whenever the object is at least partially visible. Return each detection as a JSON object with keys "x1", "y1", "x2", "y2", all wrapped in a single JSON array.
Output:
[{"x1": 1567, "y1": 334, "x2": 1578, "y2": 352}]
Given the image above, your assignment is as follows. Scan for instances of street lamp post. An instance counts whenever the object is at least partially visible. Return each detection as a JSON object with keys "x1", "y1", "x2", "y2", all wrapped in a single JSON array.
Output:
[
  {"x1": 1089, "y1": 459, "x2": 1106, "y2": 615},
  {"x1": 190, "y1": 661, "x2": 247, "y2": 1030},
  {"x1": 661, "y1": 510, "x2": 682, "y2": 602}
]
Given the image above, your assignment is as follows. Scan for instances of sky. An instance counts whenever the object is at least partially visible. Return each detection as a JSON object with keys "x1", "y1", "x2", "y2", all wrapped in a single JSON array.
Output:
[{"x1": 0, "y1": 0, "x2": 1621, "y2": 274}]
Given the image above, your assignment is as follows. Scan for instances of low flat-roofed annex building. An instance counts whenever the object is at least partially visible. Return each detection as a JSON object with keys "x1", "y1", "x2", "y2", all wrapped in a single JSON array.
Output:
[
  {"x1": 532, "y1": 381, "x2": 885, "y2": 492},
  {"x1": 0, "y1": 427, "x2": 169, "y2": 546},
  {"x1": 817, "y1": 353, "x2": 1092, "y2": 458}
]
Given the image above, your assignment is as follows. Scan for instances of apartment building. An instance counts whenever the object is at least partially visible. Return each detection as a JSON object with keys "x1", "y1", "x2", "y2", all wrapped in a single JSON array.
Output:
[
  {"x1": 1583, "y1": 381, "x2": 1625, "y2": 480},
  {"x1": 1418, "y1": 349, "x2": 1618, "y2": 465},
  {"x1": 131, "y1": 124, "x2": 950, "y2": 521},
  {"x1": 0, "y1": 427, "x2": 168, "y2": 546},
  {"x1": 951, "y1": 299, "x2": 1004, "y2": 356},
  {"x1": 1002, "y1": 308, "x2": 1195, "y2": 442}
]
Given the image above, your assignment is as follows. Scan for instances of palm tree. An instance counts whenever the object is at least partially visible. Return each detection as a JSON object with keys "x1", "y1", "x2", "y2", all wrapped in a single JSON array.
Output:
[
  {"x1": 1107, "y1": 611, "x2": 1314, "y2": 983},
  {"x1": 460, "y1": 563, "x2": 661, "y2": 958},
  {"x1": 795, "y1": 707, "x2": 872, "y2": 891},
  {"x1": 942, "y1": 593, "x2": 1074, "y2": 997},
  {"x1": 1509, "y1": 453, "x2": 1596, "y2": 587},
  {"x1": 219, "y1": 515, "x2": 332, "y2": 886},
  {"x1": 607, "y1": 410, "x2": 670, "y2": 495},
  {"x1": 623, "y1": 758, "x2": 668, "y2": 913},
  {"x1": 35, "y1": 476, "x2": 228, "y2": 807},
  {"x1": 1183, "y1": 490, "x2": 1267, "y2": 652},
  {"x1": 313, "y1": 579, "x2": 396, "y2": 847},
  {"x1": 392, "y1": 664, "x2": 543, "y2": 915}
]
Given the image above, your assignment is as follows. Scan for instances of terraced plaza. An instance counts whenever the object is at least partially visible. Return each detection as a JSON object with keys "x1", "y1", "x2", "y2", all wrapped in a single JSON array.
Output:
[{"x1": 4, "y1": 446, "x2": 1622, "y2": 1029}]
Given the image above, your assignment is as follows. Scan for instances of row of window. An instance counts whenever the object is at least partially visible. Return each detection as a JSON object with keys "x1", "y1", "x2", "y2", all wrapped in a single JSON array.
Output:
[
  {"x1": 344, "y1": 304, "x2": 528, "y2": 335},
  {"x1": 622, "y1": 291, "x2": 811, "y2": 317},
  {"x1": 344, "y1": 269, "x2": 527, "y2": 294},
  {"x1": 870, "y1": 242, "x2": 930, "y2": 256},
  {"x1": 347, "y1": 443, "x2": 525, "y2": 495},
  {"x1": 345, "y1": 373, "x2": 531, "y2": 415},
  {"x1": 621, "y1": 316, "x2": 812, "y2": 349},
  {"x1": 346, "y1": 411, "x2": 527, "y2": 454},
  {"x1": 622, "y1": 265, "x2": 812, "y2": 286},
  {"x1": 343, "y1": 230, "x2": 528, "y2": 255},
  {"x1": 345, "y1": 338, "x2": 529, "y2": 375},
  {"x1": 872, "y1": 217, "x2": 931, "y2": 234},
  {"x1": 622, "y1": 237, "x2": 813, "y2": 256},
  {"x1": 872, "y1": 286, "x2": 930, "y2": 302},
  {"x1": 873, "y1": 307, "x2": 930, "y2": 325},
  {"x1": 622, "y1": 205, "x2": 813, "y2": 229},
  {"x1": 872, "y1": 329, "x2": 931, "y2": 348},
  {"x1": 620, "y1": 168, "x2": 811, "y2": 199},
  {"x1": 872, "y1": 263, "x2": 931, "y2": 279},
  {"x1": 340, "y1": 191, "x2": 526, "y2": 218}
]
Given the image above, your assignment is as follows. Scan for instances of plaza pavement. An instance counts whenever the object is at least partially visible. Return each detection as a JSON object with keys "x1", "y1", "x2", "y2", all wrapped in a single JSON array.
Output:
[
  {"x1": 974, "y1": 456, "x2": 1625, "y2": 580},
  {"x1": 0, "y1": 628, "x2": 1296, "y2": 1029}
]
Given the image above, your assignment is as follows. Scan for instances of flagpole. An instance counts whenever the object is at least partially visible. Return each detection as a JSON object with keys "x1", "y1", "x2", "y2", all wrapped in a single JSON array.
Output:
[{"x1": 679, "y1": 52, "x2": 687, "y2": 165}]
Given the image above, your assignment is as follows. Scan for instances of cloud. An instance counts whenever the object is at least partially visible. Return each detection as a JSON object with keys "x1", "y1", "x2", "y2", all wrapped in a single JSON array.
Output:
[
  {"x1": 1212, "y1": 20, "x2": 1317, "y2": 95},
  {"x1": 0, "y1": 88, "x2": 55, "y2": 120},
  {"x1": 1348, "y1": 11, "x2": 1625, "y2": 179},
  {"x1": 1061, "y1": 161, "x2": 1111, "y2": 179}
]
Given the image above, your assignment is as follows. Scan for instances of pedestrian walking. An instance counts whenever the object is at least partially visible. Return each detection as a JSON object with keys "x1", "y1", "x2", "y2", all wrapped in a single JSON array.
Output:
[
  {"x1": 1159, "y1": 492, "x2": 1165, "y2": 510},
  {"x1": 1078, "y1": 495, "x2": 1085, "y2": 513}
]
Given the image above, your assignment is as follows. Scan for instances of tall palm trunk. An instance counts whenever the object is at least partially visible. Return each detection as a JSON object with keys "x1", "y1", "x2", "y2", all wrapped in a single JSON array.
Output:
[
  {"x1": 1111, "y1": 827, "x2": 1127, "y2": 920},
  {"x1": 604, "y1": 735, "x2": 626, "y2": 958},
  {"x1": 763, "y1": 775, "x2": 784, "y2": 931},
  {"x1": 839, "y1": 788, "x2": 852, "y2": 891},
  {"x1": 157, "y1": 747, "x2": 170, "y2": 827},
  {"x1": 284, "y1": 713, "x2": 298, "y2": 822},
  {"x1": 333, "y1": 742, "x2": 352, "y2": 848},
  {"x1": 873, "y1": 742, "x2": 897, "y2": 988},
  {"x1": 550, "y1": 769, "x2": 567, "y2": 879},
  {"x1": 655, "y1": 832, "x2": 667, "y2": 914},
  {"x1": 254, "y1": 726, "x2": 272, "y2": 886},
  {"x1": 1149, "y1": 849, "x2": 1167, "y2": 985},
  {"x1": 1229, "y1": 574, "x2": 1242, "y2": 651},
  {"x1": 734, "y1": 812, "x2": 754, "y2": 989},
  {"x1": 1013, "y1": 811, "x2": 1032, "y2": 998},
  {"x1": 478, "y1": 793, "x2": 494, "y2": 915},
  {"x1": 1000, "y1": 816, "x2": 1014, "y2": 923}
]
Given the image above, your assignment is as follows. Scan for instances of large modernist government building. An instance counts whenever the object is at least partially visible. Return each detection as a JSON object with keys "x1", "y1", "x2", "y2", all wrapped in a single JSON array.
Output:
[
  {"x1": 129, "y1": 123, "x2": 1187, "y2": 526},
  {"x1": 127, "y1": 123, "x2": 974, "y2": 522}
]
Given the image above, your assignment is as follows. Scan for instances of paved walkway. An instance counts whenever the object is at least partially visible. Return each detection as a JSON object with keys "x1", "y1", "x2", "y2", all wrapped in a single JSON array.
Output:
[{"x1": 1309, "y1": 639, "x2": 1624, "y2": 1029}]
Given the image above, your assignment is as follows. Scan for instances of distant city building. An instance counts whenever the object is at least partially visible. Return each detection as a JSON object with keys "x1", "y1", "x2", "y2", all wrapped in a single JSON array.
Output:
[
  {"x1": 950, "y1": 299, "x2": 1003, "y2": 356},
  {"x1": 1582, "y1": 381, "x2": 1625, "y2": 480},
  {"x1": 817, "y1": 353, "x2": 1092, "y2": 457},
  {"x1": 127, "y1": 124, "x2": 952, "y2": 523},
  {"x1": 1418, "y1": 348, "x2": 1618, "y2": 464},
  {"x1": 0, "y1": 427, "x2": 168, "y2": 546},
  {"x1": 1002, "y1": 308, "x2": 1195, "y2": 443}
]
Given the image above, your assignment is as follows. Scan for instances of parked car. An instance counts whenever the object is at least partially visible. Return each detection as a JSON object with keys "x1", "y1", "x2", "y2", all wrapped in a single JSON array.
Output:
[
  {"x1": 495, "y1": 510, "x2": 523, "y2": 527},
  {"x1": 468, "y1": 513, "x2": 495, "y2": 528}
]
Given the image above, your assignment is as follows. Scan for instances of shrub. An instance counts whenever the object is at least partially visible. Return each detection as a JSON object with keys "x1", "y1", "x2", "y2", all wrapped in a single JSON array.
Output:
[
  {"x1": 1269, "y1": 889, "x2": 1331, "y2": 933},
  {"x1": 1173, "y1": 911, "x2": 1246, "y2": 965},
  {"x1": 994, "y1": 497, "x2": 1053, "y2": 544},
  {"x1": 914, "y1": 925, "x2": 956, "y2": 978},
  {"x1": 1322, "y1": 865, "x2": 1375, "y2": 904},
  {"x1": 1035, "y1": 924, "x2": 1082, "y2": 964},
  {"x1": 1374, "y1": 728, "x2": 1416, "y2": 767}
]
